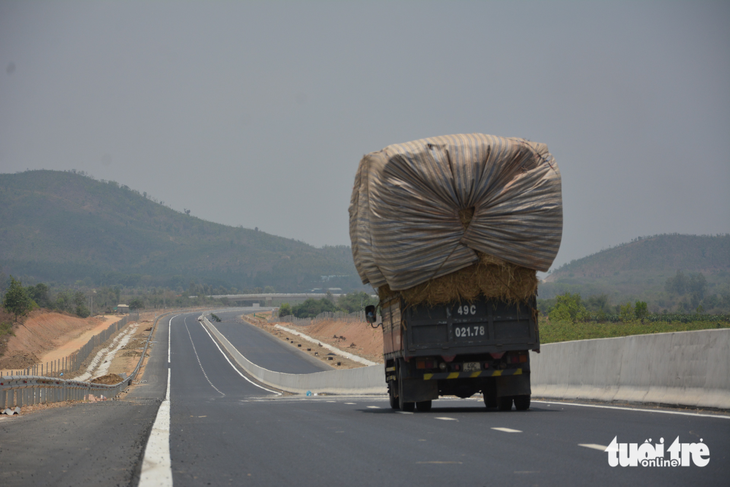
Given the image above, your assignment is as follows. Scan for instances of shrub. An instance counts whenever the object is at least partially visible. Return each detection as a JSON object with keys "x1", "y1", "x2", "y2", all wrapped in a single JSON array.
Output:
[
  {"x1": 619, "y1": 303, "x2": 634, "y2": 322},
  {"x1": 278, "y1": 303, "x2": 292, "y2": 317},
  {"x1": 548, "y1": 293, "x2": 590, "y2": 323}
]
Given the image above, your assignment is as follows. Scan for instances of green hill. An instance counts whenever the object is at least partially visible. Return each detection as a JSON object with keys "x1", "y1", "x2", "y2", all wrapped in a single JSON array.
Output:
[
  {"x1": 540, "y1": 234, "x2": 730, "y2": 311},
  {"x1": 0, "y1": 170, "x2": 363, "y2": 292}
]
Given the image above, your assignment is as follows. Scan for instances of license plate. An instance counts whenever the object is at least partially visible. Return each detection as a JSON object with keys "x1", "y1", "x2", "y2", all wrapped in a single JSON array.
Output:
[{"x1": 463, "y1": 362, "x2": 481, "y2": 372}]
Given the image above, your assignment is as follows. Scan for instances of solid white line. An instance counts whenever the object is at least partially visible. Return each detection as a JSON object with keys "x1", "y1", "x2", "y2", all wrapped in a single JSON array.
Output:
[
  {"x1": 167, "y1": 315, "x2": 178, "y2": 364},
  {"x1": 198, "y1": 320, "x2": 281, "y2": 395},
  {"x1": 492, "y1": 427, "x2": 522, "y2": 433},
  {"x1": 184, "y1": 317, "x2": 225, "y2": 396},
  {"x1": 579, "y1": 443, "x2": 608, "y2": 451},
  {"x1": 139, "y1": 366, "x2": 172, "y2": 486},
  {"x1": 534, "y1": 400, "x2": 730, "y2": 420}
]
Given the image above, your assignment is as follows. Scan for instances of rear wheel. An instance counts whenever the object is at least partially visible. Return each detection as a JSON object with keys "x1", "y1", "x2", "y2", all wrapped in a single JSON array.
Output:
[
  {"x1": 514, "y1": 395, "x2": 530, "y2": 411},
  {"x1": 497, "y1": 396, "x2": 513, "y2": 411},
  {"x1": 396, "y1": 359, "x2": 415, "y2": 412},
  {"x1": 399, "y1": 394, "x2": 415, "y2": 412},
  {"x1": 483, "y1": 390, "x2": 497, "y2": 409},
  {"x1": 388, "y1": 381, "x2": 399, "y2": 410},
  {"x1": 416, "y1": 400, "x2": 432, "y2": 412}
]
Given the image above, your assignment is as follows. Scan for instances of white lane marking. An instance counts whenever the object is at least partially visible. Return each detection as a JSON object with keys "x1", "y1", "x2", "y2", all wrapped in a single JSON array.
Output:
[
  {"x1": 197, "y1": 321, "x2": 281, "y2": 395},
  {"x1": 396, "y1": 411, "x2": 413, "y2": 415},
  {"x1": 435, "y1": 417, "x2": 458, "y2": 421},
  {"x1": 168, "y1": 315, "x2": 178, "y2": 364},
  {"x1": 344, "y1": 402, "x2": 356, "y2": 405},
  {"x1": 184, "y1": 317, "x2": 225, "y2": 397},
  {"x1": 492, "y1": 427, "x2": 522, "y2": 433},
  {"x1": 534, "y1": 400, "x2": 730, "y2": 420},
  {"x1": 366, "y1": 405, "x2": 381, "y2": 409},
  {"x1": 579, "y1": 443, "x2": 608, "y2": 451},
  {"x1": 139, "y1": 358, "x2": 172, "y2": 486}
]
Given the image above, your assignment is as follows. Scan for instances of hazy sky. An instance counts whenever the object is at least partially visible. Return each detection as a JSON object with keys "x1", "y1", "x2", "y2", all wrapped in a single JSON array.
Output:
[{"x1": 1, "y1": 1, "x2": 728, "y2": 271}]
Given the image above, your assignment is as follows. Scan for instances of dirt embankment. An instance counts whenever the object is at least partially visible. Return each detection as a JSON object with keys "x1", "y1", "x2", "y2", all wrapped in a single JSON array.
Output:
[
  {"x1": 0, "y1": 310, "x2": 122, "y2": 371},
  {"x1": 242, "y1": 312, "x2": 384, "y2": 367}
]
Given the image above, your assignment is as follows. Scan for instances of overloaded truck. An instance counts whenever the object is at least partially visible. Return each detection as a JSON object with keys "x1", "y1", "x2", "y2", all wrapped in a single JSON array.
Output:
[{"x1": 349, "y1": 134, "x2": 563, "y2": 412}]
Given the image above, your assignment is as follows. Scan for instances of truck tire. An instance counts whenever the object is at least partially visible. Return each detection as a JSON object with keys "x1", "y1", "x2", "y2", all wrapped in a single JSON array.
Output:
[
  {"x1": 497, "y1": 396, "x2": 513, "y2": 411},
  {"x1": 514, "y1": 395, "x2": 530, "y2": 411},
  {"x1": 388, "y1": 381, "x2": 399, "y2": 410},
  {"x1": 483, "y1": 389, "x2": 497, "y2": 409},
  {"x1": 399, "y1": 394, "x2": 415, "y2": 412},
  {"x1": 396, "y1": 359, "x2": 415, "y2": 412},
  {"x1": 416, "y1": 400, "x2": 432, "y2": 412}
]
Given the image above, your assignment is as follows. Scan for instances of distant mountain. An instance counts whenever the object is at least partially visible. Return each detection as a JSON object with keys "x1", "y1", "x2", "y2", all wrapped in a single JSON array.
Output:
[
  {"x1": 539, "y1": 234, "x2": 730, "y2": 305},
  {"x1": 0, "y1": 170, "x2": 363, "y2": 292}
]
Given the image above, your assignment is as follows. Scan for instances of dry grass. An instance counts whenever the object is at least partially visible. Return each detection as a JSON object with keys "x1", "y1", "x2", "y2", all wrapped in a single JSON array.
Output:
[{"x1": 380, "y1": 253, "x2": 538, "y2": 306}]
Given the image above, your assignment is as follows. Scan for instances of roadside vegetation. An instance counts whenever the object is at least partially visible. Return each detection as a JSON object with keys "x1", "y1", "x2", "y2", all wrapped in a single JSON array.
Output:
[
  {"x1": 538, "y1": 291, "x2": 730, "y2": 344},
  {"x1": 278, "y1": 292, "x2": 378, "y2": 318}
]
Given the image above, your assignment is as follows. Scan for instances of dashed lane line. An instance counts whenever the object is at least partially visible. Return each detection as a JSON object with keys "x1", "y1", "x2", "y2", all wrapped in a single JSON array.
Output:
[{"x1": 579, "y1": 444, "x2": 608, "y2": 451}]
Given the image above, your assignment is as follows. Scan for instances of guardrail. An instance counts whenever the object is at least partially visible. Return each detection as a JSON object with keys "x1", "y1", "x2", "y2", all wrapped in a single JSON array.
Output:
[
  {"x1": 0, "y1": 312, "x2": 168, "y2": 410},
  {"x1": 0, "y1": 313, "x2": 139, "y2": 378}
]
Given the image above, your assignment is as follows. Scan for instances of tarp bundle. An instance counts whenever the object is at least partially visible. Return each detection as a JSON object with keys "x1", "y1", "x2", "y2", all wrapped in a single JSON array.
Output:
[{"x1": 349, "y1": 134, "x2": 562, "y2": 293}]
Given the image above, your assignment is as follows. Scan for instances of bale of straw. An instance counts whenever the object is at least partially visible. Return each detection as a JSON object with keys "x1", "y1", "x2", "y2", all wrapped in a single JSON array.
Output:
[{"x1": 378, "y1": 253, "x2": 537, "y2": 307}]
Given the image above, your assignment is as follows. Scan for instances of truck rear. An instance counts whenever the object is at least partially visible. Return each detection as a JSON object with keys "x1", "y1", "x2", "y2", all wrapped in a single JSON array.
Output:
[{"x1": 368, "y1": 295, "x2": 538, "y2": 411}]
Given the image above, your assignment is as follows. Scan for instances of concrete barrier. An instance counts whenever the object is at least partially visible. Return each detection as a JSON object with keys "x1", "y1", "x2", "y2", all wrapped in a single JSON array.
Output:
[
  {"x1": 530, "y1": 329, "x2": 730, "y2": 409},
  {"x1": 204, "y1": 314, "x2": 729, "y2": 408},
  {"x1": 201, "y1": 317, "x2": 386, "y2": 395}
]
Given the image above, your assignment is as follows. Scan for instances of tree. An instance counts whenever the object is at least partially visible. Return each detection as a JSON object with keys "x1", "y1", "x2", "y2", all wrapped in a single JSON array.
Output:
[
  {"x1": 129, "y1": 298, "x2": 145, "y2": 310},
  {"x1": 337, "y1": 292, "x2": 378, "y2": 313},
  {"x1": 292, "y1": 298, "x2": 338, "y2": 318},
  {"x1": 665, "y1": 270, "x2": 688, "y2": 295},
  {"x1": 27, "y1": 283, "x2": 51, "y2": 309},
  {"x1": 634, "y1": 301, "x2": 648, "y2": 320},
  {"x1": 3, "y1": 276, "x2": 33, "y2": 321},
  {"x1": 585, "y1": 294, "x2": 611, "y2": 321},
  {"x1": 548, "y1": 293, "x2": 589, "y2": 323},
  {"x1": 619, "y1": 303, "x2": 634, "y2": 322},
  {"x1": 278, "y1": 303, "x2": 292, "y2": 317}
]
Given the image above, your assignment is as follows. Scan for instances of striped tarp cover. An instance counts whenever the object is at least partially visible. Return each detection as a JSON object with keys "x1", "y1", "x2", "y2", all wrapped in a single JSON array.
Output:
[{"x1": 349, "y1": 133, "x2": 562, "y2": 291}]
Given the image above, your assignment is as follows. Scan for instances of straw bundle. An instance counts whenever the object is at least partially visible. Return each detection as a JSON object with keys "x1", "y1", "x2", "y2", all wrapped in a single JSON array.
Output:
[{"x1": 377, "y1": 253, "x2": 538, "y2": 307}]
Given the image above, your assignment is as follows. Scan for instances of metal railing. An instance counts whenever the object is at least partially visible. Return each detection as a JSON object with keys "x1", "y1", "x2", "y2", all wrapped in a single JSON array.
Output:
[{"x1": 0, "y1": 311, "x2": 166, "y2": 410}]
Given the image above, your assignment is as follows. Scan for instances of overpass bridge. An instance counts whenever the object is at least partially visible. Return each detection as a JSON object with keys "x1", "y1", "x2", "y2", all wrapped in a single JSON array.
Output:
[{"x1": 207, "y1": 293, "x2": 343, "y2": 307}]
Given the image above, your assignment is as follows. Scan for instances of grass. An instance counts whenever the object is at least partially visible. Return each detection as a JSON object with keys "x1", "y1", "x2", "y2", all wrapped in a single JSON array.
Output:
[
  {"x1": 0, "y1": 321, "x2": 15, "y2": 338},
  {"x1": 539, "y1": 317, "x2": 730, "y2": 344}
]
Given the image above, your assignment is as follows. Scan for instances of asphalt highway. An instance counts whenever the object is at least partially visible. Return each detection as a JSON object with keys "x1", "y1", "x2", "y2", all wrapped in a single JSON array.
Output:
[{"x1": 1, "y1": 309, "x2": 729, "y2": 486}]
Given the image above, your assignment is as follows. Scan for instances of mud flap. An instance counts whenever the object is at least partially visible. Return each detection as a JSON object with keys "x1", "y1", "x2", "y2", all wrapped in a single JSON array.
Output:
[
  {"x1": 496, "y1": 373, "x2": 530, "y2": 398},
  {"x1": 400, "y1": 378, "x2": 439, "y2": 403}
]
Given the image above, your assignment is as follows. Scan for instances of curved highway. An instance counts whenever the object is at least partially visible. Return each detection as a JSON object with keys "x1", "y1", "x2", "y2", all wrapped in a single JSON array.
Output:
[{"x1": 1, "y1": 309, "x2": 728, "y2": 486}]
